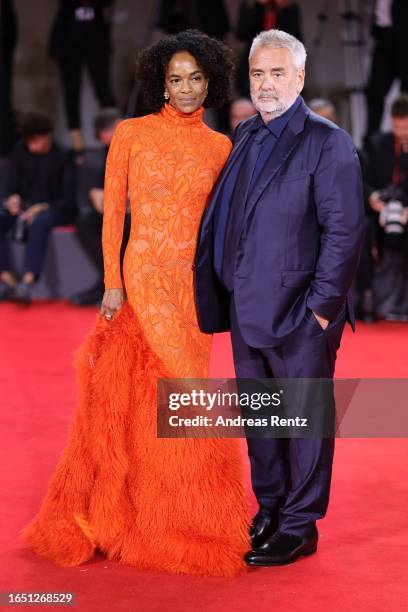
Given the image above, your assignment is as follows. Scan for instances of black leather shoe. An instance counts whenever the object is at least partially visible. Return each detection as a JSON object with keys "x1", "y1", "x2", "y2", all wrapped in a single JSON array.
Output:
[
  {"x1": 0, "y1": 281, "x2": 16, "y2": 302},
  {"x1": 245, "y1": 530, "x2": 318, "y2": 566},
  {"x1": 250, "y1": 510, "x2": 279, "y2": 548},
  {"x1": 15, "y1": 281, "x2": 33, "y2": 305}
]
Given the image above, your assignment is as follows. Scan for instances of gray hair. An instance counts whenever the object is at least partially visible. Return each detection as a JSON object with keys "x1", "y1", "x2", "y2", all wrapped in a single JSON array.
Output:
[{"x1": 249, "y1": 29, "x2": 307, "y2": 70}]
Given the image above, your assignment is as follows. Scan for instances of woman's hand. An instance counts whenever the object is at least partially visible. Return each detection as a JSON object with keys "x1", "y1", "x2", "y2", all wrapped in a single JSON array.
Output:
[
  {"x1": 99, "y1": 288, "x2": 125, "y2": 320},
  {"x1": 89, "y1": 188, "x2": 104, "y2": 214}
]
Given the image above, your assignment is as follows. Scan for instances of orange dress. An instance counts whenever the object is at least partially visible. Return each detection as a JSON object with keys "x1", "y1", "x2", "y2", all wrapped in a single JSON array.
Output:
[
  {"x1": 102, "y1": 102, "x2": 229, "y2": 377},
  {"x1": 22, "y1": 104, "x2": 250, "y2": 576}
]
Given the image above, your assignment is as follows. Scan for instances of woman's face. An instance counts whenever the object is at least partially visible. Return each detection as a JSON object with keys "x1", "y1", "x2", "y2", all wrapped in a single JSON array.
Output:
[{"x1": 164, "y1": 51, "x2": 208, "y2": 114}]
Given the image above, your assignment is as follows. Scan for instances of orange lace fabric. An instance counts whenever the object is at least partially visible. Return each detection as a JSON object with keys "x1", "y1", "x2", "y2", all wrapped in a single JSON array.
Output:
[{"x1": 102, "y1": 103, "x2": 231, "y2": 377}]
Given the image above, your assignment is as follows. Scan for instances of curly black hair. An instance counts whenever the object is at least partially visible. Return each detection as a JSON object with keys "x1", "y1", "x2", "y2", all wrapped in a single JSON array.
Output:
[{"x1": 136, "y1": 29, "x2": 235, "y2": 113}]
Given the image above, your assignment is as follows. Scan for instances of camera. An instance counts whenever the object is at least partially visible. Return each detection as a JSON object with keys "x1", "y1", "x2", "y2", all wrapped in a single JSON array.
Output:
[{"x1": 378, "y1": 186, "x2": 407, "y2": 249}]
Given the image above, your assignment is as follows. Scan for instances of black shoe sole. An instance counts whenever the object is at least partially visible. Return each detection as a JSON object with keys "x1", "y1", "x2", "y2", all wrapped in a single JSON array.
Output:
[{"x1": 245, "y1": 544, "x2": 317, "y2": 567}]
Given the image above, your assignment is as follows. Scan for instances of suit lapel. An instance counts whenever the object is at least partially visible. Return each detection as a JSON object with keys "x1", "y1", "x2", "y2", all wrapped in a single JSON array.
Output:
[
  {"x1": 243, "y1": 103, "x2": 309, "y2": 224},
  {"x1": 200, "y1": 122, "x2": 254, "y2": 233}
]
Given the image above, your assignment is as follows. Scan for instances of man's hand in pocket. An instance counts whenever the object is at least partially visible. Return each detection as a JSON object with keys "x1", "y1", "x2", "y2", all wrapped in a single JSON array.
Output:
[{"x1": 313, "y1": 311, "x2": 329, "y2": 330}]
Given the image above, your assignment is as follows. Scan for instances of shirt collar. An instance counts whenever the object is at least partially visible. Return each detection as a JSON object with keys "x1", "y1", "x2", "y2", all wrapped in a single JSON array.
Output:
[{"x1": 251, "y1": 96, "x2": 302, "y2": 137}]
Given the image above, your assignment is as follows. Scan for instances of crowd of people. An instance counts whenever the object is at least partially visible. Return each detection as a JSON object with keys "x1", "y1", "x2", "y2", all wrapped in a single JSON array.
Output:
[{"x1": 0, "y1": 0, "x2": 407, "y2": 320}]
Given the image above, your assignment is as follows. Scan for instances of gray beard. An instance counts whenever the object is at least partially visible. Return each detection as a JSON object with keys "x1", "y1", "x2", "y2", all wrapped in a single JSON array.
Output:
[
  {"x1": 264, "y1": 104, "x2": 287, "y2": 118},
  {"x1": 255, "y1": 94, "x2": 298, "y2": 119}
]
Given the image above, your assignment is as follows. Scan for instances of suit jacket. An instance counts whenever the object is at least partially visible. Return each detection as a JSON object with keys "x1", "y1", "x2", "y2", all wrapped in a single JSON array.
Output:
[{"x1": 194, "y1": 99, "x2": 365, "y2": 348}]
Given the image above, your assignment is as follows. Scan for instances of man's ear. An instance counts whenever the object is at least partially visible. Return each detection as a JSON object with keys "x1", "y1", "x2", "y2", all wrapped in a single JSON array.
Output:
[{"x1": 297, "y1": 69, "x2": 305, "y2": 94}]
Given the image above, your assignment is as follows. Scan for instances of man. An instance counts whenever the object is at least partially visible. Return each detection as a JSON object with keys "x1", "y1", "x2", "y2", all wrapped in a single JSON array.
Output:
[
  {"x1": 363, "y1": 94, "x2": 408, "y2": 320},
  {"x1": 48, "y1": 0, "x2": 117, "y2": 152},
  {"x1": 365, "y1": 0, "x2": 408, "y2": 143},
  {"x1": 194, "y1": 30, "x2": 364, "y2": 566},
  {"x1": 70, "y1": 109, "x2": 130, "y2": 306},
  {"x1": 0, "y1": 112, "x2": 75, "y2": 304}
]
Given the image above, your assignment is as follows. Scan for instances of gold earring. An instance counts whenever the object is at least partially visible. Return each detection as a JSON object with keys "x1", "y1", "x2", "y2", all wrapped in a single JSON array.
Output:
[{"x1": 164, "y1": 91, "x2": 169, "y2": 101}]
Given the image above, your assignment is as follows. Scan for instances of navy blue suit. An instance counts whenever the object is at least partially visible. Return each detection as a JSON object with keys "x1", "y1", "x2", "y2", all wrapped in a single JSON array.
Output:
[{"x1": 194, "y1": 98, "x2": 364, "y2": 537}]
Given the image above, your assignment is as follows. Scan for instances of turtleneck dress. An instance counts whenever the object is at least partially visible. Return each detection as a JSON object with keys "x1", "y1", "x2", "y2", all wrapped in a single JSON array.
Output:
[
  {"x1": 103, "y1": 102, "x2": 229, "y2": 376},
  {"x1": 22, "y1": 104, "x2": 250, "y2": 576}
]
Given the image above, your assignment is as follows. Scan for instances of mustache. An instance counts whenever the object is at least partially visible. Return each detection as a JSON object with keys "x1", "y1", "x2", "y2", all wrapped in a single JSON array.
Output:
[{"x1": 257, "y1": 94, "x2": 279, "y2": 99}]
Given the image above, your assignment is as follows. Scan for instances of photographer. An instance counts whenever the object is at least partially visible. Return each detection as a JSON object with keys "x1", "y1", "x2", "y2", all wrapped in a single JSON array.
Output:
[
  {"x1": 363, "y1": 95, "x2": 408, "y2": 320},
  {"x1": 0, "y1": 112, "x2": 75, "y2": 304}
]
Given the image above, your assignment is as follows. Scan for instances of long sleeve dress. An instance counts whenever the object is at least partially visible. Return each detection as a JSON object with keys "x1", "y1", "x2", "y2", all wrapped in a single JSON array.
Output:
[
  {"x1": 22, "y1": 103, "x2": 250, "y2": 576},
  {"x1": 103, "y1": 102, "x2": 226, "y2": 377}
]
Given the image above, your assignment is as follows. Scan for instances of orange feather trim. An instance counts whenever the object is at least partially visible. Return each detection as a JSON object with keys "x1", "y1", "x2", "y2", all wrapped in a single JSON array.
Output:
[{"x1": 21, "y1": 302, "x2": 250, "y2": 576}]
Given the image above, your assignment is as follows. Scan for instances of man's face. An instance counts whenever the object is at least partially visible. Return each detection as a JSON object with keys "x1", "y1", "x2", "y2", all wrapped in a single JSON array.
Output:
[
  {"x1": 249, "y1": 46, "x2": 304, "y2": 117},
  {"x1": 26, "y1": 134, "x2": 52, "y2": 154},
  {"x1": 392, "y1": 116, "x2": 408, "y2": 149}
]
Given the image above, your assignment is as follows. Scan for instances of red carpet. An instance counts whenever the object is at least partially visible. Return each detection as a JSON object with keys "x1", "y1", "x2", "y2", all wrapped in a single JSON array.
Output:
[{"x1": 1, "y1": 301, "x2": 407, "y2": 611}]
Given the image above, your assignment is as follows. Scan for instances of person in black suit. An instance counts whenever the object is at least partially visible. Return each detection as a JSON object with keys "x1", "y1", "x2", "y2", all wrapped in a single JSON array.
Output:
[
  {"x1": 236, "y1": 0, "x2": 302, "y2": 96},
  {"x1": 362, "y1": 94, "x2": 408, "y2": 319},
  {"x1": 48, "y1": 0, "x2": 116, "y2": 152},
  {"x1": 194, "y1": 29, "x2": 364, "y2": 566},
  {"x1": 0, "y1": 0, "x2": 17, "y2": 156},
  {"x1": 365, "y1": 0, "x2": 408, "y2": 141}
]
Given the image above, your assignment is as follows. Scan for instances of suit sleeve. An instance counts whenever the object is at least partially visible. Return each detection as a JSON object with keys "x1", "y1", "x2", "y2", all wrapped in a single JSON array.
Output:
[
  {"x1": 102, "y1": 120, "x2": 131, "y2": 290},
  {"x1": 306, "y1": 129, "x2": 365, "y2": 321}
]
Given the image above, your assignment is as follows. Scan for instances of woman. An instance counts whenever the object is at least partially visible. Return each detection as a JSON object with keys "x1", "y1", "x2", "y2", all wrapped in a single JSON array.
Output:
[{"x1": 22, "y1": 30, "x2": 250, "y2": 576}]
